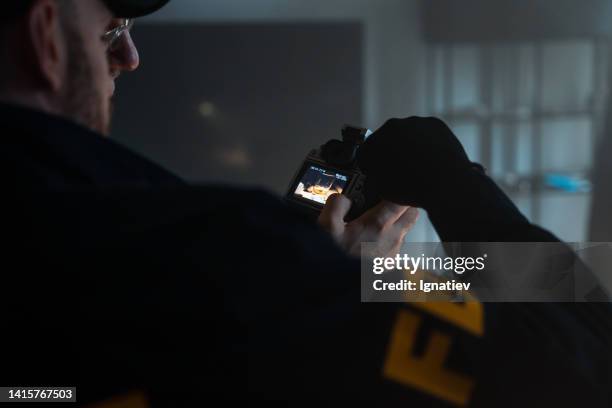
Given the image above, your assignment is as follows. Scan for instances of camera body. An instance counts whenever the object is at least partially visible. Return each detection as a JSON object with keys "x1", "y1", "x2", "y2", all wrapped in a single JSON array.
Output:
[{"x1": 286, "y1": 125, "x2": 377, "y2": 221}]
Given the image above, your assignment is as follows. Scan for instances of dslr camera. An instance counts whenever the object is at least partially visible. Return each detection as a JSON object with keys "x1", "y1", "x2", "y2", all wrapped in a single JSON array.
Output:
[{"x1": 285, "y1": 125, "x2": 379, "y2": 221}]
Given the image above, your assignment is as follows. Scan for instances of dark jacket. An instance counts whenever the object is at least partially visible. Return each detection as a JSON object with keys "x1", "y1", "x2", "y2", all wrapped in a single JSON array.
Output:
[{"x1": 3, "y1": 103, "x2": 612, "y2": 407}]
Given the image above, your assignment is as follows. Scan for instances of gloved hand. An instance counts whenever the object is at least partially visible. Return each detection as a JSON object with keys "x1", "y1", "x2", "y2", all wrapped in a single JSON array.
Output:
[
  {"x1": 357, "y1": 116, "x2": 558, "y2": 242},
  {"x1": 357, "y1": 117, "x2": 477, "y2": 209}
]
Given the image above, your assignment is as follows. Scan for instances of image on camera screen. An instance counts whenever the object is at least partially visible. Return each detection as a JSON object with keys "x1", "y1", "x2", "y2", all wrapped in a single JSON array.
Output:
[{"x1": 293, "y1": 165, "x2": 349, "y2": 205}]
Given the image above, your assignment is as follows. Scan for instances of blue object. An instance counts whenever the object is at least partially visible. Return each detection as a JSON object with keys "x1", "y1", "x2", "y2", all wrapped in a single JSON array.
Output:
[{"x1": 545, "y1": 173, "x2": 591, "y2": 193}]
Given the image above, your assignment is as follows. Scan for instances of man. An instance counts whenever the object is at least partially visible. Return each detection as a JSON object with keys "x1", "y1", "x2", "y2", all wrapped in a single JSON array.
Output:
[
  {"x1": 3, "y1": 0, "x2": 612, "y2": 407},
  {"x1": 1, "y1": 0, "x2": 416, "y2": 253}
]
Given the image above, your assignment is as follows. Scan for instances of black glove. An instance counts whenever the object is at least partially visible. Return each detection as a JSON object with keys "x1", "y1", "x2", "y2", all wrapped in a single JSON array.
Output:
[
  {"x1": 357, "y1": 116, "x2": 556, "y2": 242},
  {"x1": 357, "y1": 117, "x2": 478, "y2": 208}
]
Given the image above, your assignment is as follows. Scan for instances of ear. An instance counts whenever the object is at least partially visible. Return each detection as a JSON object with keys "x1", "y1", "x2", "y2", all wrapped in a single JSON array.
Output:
[{"x1": 26, "y1": 0, "x2": 66, "y2": 93}]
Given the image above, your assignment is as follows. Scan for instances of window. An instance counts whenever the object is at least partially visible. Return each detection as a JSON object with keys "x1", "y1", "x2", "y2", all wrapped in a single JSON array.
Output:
[{"x1": 425, "y1": 40, "x2": 609, "y2": 241}]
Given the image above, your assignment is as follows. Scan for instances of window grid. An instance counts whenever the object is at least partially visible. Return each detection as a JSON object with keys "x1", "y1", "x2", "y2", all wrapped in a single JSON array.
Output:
[{"x1": 425, "y1": 40, "x2": 610, "y2": 241}]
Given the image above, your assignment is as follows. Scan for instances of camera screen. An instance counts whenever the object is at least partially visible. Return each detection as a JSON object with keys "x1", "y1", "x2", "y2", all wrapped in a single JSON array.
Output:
[{"x1": 293, "y1": 164, "x2": 350, "y2": 206}]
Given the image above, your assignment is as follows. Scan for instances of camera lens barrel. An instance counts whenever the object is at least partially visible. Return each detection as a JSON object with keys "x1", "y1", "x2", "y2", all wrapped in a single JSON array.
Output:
[
  {"x1": 321, "y1": 140, "x2": 358, "y2": 167},
  {"x1": 341, "y1": 125, "x2": 370, "y2": 144}
]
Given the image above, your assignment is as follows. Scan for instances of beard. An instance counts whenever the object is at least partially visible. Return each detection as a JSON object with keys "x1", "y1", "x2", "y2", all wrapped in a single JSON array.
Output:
[{"x1": 60, "y1": 28, "x2": 112, "y2": 136}]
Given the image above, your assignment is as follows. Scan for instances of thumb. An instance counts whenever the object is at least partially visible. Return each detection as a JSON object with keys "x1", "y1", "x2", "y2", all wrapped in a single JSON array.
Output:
[{"x1": 318, "y1": 194, "x2": 352, "y2": 237}]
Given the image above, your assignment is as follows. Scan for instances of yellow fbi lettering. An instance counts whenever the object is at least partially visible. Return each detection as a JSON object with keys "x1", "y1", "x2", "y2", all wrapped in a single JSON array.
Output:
[{"x1": 383, "y1": 302, "x2": 484, "y2": 406}]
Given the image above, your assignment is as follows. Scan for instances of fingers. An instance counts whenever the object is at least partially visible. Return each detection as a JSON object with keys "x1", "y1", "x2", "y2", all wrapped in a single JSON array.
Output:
[
  {"x1": 318, "y1": 194, "x2": 351, "y2": 237},
  {"x1": 394, "y1": 207, "x2": 419, "y2": 232},
  {"x1": 352, "y1": 203, "x2": 418, "y2": 257},
  {"x1": 319, "y1": 197, "x2": 418, "y2": 258},
  {"x1": 361, "y1": 200, "x2": 409, "y2": 229},
  {"x1": 389, "y1": 208, "x2": 419, "y2": 255}
]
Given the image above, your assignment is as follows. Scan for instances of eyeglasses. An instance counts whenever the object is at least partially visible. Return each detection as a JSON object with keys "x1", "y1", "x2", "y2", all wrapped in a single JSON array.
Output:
[{"x1": 101, "y1": 18, "x2": 134, "y2": 52}]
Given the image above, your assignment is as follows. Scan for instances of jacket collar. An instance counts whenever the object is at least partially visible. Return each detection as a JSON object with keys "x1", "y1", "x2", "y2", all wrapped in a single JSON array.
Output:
[{"x1": 2, "y1": 102, "x2": 182, "y2": 187}]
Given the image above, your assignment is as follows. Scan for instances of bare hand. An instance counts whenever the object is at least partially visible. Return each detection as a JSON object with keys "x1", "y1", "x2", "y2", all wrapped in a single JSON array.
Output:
[{"x1": 318, "y1": 194, "x2": 419, "y2": 258}]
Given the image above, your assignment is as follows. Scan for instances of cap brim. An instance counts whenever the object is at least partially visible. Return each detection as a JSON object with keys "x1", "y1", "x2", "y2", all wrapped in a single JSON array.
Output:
[{"x1": 103, "y1": 0, "x2": 170, "y2": 18}]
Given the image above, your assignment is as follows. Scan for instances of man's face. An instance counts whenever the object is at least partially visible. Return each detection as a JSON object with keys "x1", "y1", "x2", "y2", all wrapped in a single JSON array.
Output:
[{"x1": 60, "y1": 0, "x2": 139, "y2": 135}]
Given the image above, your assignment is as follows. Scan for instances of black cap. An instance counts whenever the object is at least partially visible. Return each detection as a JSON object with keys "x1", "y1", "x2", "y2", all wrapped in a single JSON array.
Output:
[
  {"x1": 3, "y1": 0, "x2": 170, "y2": 21},
  {"x1": 103, "y1": 0, "x2": 171, "y2": 18}
]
